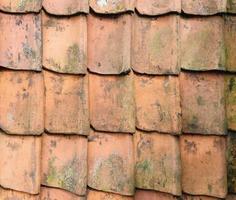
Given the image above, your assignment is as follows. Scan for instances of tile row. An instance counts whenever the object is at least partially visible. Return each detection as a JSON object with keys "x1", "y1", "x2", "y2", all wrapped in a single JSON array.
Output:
[
  {"x1": 0, "y1": 131, "x2": 233, "y2": 198},
  {"x1": 1, "y1": 0, "x2": 236, "y2": 15},
  {"x1": 0, "y1": 70, "x2": 233, "y2": 136},
  {"x1": 2, "y1": 12, "x2": 236, "y2": 75}
]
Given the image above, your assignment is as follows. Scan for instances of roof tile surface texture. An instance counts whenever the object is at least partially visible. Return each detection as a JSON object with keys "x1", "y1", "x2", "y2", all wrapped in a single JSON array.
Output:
[{"x1": 0, "y1": 0, "x2": 236, "y2": 200}]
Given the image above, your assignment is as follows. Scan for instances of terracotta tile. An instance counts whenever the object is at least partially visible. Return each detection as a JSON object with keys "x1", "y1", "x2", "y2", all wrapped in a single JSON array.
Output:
[
  {"x1": 227, "y1": 0, "x2": 236, "y2": 13},
  {"x1": 135, "y1": 74, "x2": 181, "y2": 134},
  {"x1": 0, "y1": 71, "x2": 44, "y2": 135},
  {"x1": 88, "y1": 13, "x2": 131, "y2": 74},
  {"x1": 88, "y1": 130, "x2": 134, "y2": 195},
  {"x1": 0, "y1": 187, "x2": 39, "y2": 200},
  {"x1": 132, "y1": 15, "x2": 179, "y2": 75},
  {"x1": 90, "y1": 0, "x2": 134, "y2": 14},
  {"x1": 87, "y1": 190, "x2": 133, "y2": 200},
  {"x1": 134, "y1": 131, "x2": 181, "y2": 195},
  {"x1": 0, "y1": 13, "x2": 41, "y2": 71},
  {"x1": 180, "y1": 135, "x2": 227, "y2": 198},
  {"x1": 43, "y1": 13, "x2": 87, "y2": 74},
  {"x1": 41, "y1": 187, "x2": 85, "y2": 200},
  {"x1": 227, "y1": 195, "x2": 236, "y2": 200},
  {"x1": 182, "y1": 0, "x2": 226, "y2": 15},
  {"x1": 89, "y1": 73, "x2": 135, "y2": 133},
  {"x1": 227, "y1": 132, "x2": 236, "y2": 193},
  {"x1": 41, "y1": 134, "x2": 87, "y2": 195},
  {"x1": 226, "y1": 75, "x2": 236, "y2": 131},
  {"x1": 225, "y1": 16, "x2": 236, "y2": 72},
  {"x1": 180, "y1": 72, "x2": 226, "y2": 135},
  {"x1": 0, "y1": 132, "x2": 41, "y2": 194},
  {"x1": 136, "y1": 0, "x2": 181, "y2": 15},
  {"x1": 44, "y1": 70, "x2": 89, "y2": 135},
  {"x1": 0, "y1": 0, "x2": 42, "y2": 12},
  {"x1": 180, "y1": 16, "x2": 225, "y2": 71},
  {"x1": 182, "y1": 194, "x2": 221, "y2": 200},
  {"x1": 43, "y1": 0, "x2": 89, "y2": 15},
  {"x1": 135, "y1": 190, "x2": 178, "y2": 200}
]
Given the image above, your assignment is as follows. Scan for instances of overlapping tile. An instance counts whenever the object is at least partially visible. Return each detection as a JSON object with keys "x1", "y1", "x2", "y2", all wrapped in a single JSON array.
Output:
[
  {"x1": 228, "y1": 195, "x2": 236, "y2": 200},
  {"x1": 135, "y1": 190, "x2": 178, "y2": 200},
  {"x1": 180, "y1": 72, "x2": 226, "y2": 135},
  {"x1": 0, "y1": 13, "x2": 42, "y2": 71},
  {"x1": 136, "y1": 0, "x2": 181, "y2": 16},
  {"x1": 132, "y1": 15, "x2": 179, "y2": 75},
  {"x1": 87, "y1": 189, "x2": 133, "y2": 200},
  {"x1": 182, "y1": 194, "x2": 221, "y2": 200},
  {"x1": 0, "y1": 132, "x2": 41, "y2": 194},
  {"x1": 44, "y1": 70, "x2": 89, "y2": 135},
  {"x1": 90, "y1": 0, "x2": 135, "y2": 14},
  {"x1": 88, "y1": 130, "x2": 134, "y2": 196},
  {"x1": 88, "y1": 13, "x2": 131, "y2": 74},
  {"x1": 89, "y1": 73, "x2": 135, "y2": 133},
  {"x1": 180, "y1": 135, "x2": 227, "y2": 198},
  {"x1": 180, "y1": 16, "x2": 225, "y2": 71},
  {"x1": 135, "y1": 74, "x2": 181, "y2": 134},
  {"x1": 0, "y1": 187, "x2": 39, "y2": 200},
  {"x1": 134, "y1": 131, "x2": 181, "y2": 195},
  {"x1": 227, "y1": 0, "x2": 236, "y2": 13},
  {"x1": 0, "y1": 71, "x2": 44, "y2": 135},
  {"x1": 43, "y1": 0, "x2": 89, "y2": 15},
  {"x1": 41, "y1": 134, "x2": 87, "y2": 196},
  {"x1": 43, "y1": 12, "x2": 87, "y2": 74},
  {"x1": 0, "y1": 0, "x2": 42, "y2": 13}
]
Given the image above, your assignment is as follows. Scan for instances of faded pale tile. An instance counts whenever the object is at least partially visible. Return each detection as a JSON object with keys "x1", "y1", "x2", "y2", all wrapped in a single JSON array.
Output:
[
  {"x1": 44, "y1": 70, "x2": 89, "y2": 135},
  {"x1": 87, "y1": 190, "x2": 133, "y2": 200},
  {"x1": 88, "y1": 130, "x2": 134, "y2": 196},
  {"x1": 41, "y1": 187, "x2": 85, "y2": 200},
  {"x1": 132, "y1": 15, "x2": 179, "y2": 75},
  {"x1": 180, "y1": 72, "x2": 226, "y2": 135},
  {"x1": 90, "y1": 0, "x2": 134, "y2": 13},
  {"x1": 43, "y1": 13, "x2": 87, "y2": 74},
  {"x1": 89, "y1": 73, "x2": 135, "y2": 133},
  {"x1": 136, "y1": 0, "x2": 181, "y2": 15},
  {"x1": 43, "y1": 0, "x2": 89, "y2": 15},
  {"x1": 0, "y1": 71, "x2": 44, "y2": 135},
  {"x1": 134, "y1": 131, "x2": 181, "y2": 195},
  {"x1": 135, "y1": 190, "x2": 178, "y2": 200},
  {"x1": 180, "y1": 135, "x2": 227, "y2": 198},
  {"x1": 41, "y1": 134, "x2": 87, "y2": 196},
  {"x1": 0, "y1": 188, "x2": 39, "y2": 200},
  {"x1": 135, "y1": 74, "x2": 181, "y2": 134},
  {"x1": 227, "y1": 0, "x2": 236, "y2": 13},
  {"x1": 0, "y1": 0, "x2": 42, "y2": 12},
  {"x1": 0, "y1": 13, "x2": 41, "y2": 71},
  {"x1": 180, "y1": 16, "x2": 225, "y2": 71},
  {"x1": 0, "y1": 132, "x2": 41, "y2": 194},
  {"x1": 88, "y1": 14, "x2": 131, "y2": 74},
  {"x1": 182, "y1": 0, "x2": 226, "y2": 15}
]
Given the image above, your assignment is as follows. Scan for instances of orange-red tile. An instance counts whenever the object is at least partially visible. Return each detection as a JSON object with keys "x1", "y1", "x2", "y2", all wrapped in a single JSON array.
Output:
[
  {"x1": 41, "y1": 187, "x2": 85, "y2": 200},
  {"x1": 0, "y1": 132, "x2": 41, "y2": 194},
  {"x1": 0, "y1": 71, "x2": 44, "y2": 135},
  {"x1": 180, "y1": 16, "x2": 225, "y2": 71},
  {"x1": 0, "y1": 0, "x2": 42, "y2": 12},
  {"x1": 41, "y1": 134, "x2": 87, "y2": 195},
  {"x1": 89, "y1": 73, "x2": 135, "y2": 133},
  {"x1": 180, "y1": 72, "x2": 226, "y2": 135},
  {"x1": 88, "y1": 14, "x2": 131, "y2": 74},
  {"x1": 87, "y1": 190, "x2": 133, "y2": 200},
  {"x1": 132, "y1": 15, "x2": 179, "y2": 75},
  {"x1": 43, "y1": 13, "x2": 87, "y2": 74},
  {"x1": 0, "y1": 13, "x2": 41, "y2": 71},
  {"x1": 180, "y1": 135, "x2": 227, "y2": 198},
  {"x1": 134, "y1": 131, "x2": 181, "y2": 195},
  {"x1": 135, "y1": 74, "x2": 181, "y2": 134},
  {"x1": 43, "y1": 0, "x2": 89, "y2": 15},
  {"x1": 225, "y1": 16, "x2": 236, "y2": 72},
  {"x1": 88, "y1": 130, "x2": 134, "y2": 196},
  {"x1": 44, "y1": 70, "x2": 89, "y2": 135},
  {"x1": 182, "y1": 194, "x2": 221, "y2": 200},
  {"x1": 135, "y1": 190, "x2": 178, "y2": 200},
  {"x1": 182, "y1": 0, "x2": 226, "y2": 15},
  {"x1": 136, "y1": 0, "x2": 181, "y2": 15},
  {"x1": 0, "y1": 188, "x2": 39, "y2": 200},
  {"x1": 90, "y1": 0, "x2": 134, "y2": 14}
]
